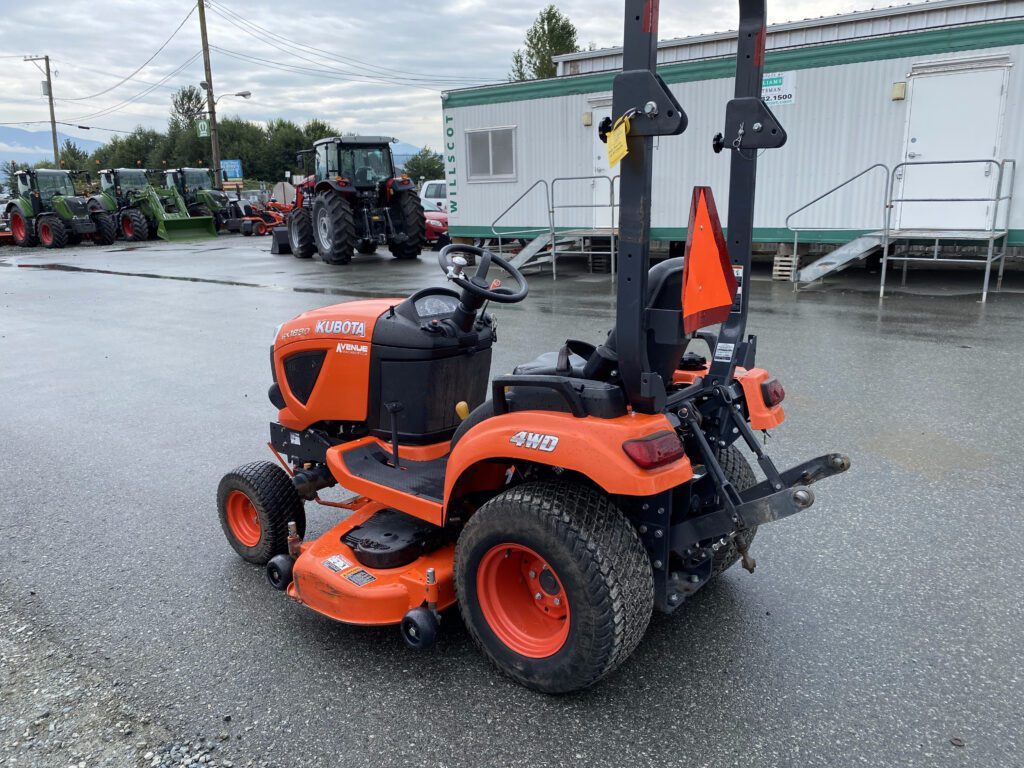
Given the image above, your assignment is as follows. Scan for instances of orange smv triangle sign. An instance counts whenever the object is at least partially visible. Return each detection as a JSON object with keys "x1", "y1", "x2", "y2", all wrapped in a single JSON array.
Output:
[{"x1": 681, "y1": 186, "x2": 737, "y2": 334}]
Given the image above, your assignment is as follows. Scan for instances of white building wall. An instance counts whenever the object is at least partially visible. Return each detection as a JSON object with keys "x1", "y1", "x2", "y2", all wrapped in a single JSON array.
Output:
[{"x1": 444, "y1": 44, "x2": 1024, "y2": 241}]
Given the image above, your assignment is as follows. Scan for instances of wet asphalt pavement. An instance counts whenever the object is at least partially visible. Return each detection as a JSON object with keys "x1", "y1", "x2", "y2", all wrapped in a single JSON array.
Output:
[{"x1": 1, "y1": 237, "x2": 1022, "y2": 767}]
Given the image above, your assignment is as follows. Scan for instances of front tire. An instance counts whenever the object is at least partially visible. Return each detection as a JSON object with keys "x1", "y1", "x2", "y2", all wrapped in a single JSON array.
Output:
[
  {"x1": 387, "y1": 190, "x2": 425, "y2": 260},
  {"x1": 217, "y1": 461, "x2": 306, "y2": 565},
  {"x1": 38, "y1": 216, "x2": 68, "y2": 249},
  {"x1": 9, "y1": 209, "x2": 37, "y2": 247},
  {"x1": 312, "y1": 193, "x2": 354, "y2": 265},
  {"x1": 287, "y1": 208, "x2": 315, "y2": 258},
  {"x1": 455, "y1": 481, "x2": 653, "y2": 693},
  {"x1": 189, "y1": 203, "x2": 213, "y2": 218},
  {"x1": 92, "y1": 212, "x2": 117, "y2": 245},
  {"x1": 120, "y1": 209, "x2": 148, "y2": 242}
]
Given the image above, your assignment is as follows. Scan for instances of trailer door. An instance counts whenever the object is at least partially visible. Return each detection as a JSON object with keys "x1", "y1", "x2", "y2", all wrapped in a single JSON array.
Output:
[
  {"x1": 897, "y1": 61, "x2": 1009, "y2": 230},
  {"x1": 592, "y1": 104, "x2": 616, "y2": 230}
]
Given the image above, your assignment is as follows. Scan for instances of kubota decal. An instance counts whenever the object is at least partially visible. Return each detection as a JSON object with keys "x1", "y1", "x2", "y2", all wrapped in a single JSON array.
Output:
[
  {"x1": 509, "y1": 431, "x2": 559, "y2": 452},
  {"x1": 315, "y1": 319, "x2": 366, "y2": 336}
]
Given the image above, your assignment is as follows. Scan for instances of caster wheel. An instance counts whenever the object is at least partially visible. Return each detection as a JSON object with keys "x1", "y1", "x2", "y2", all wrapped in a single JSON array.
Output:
[
  {"x1": 266, "y1": 554, "x2": 294, "y2": 591},
  {"x1": 400, "y1": 607, "x2": 439, "y2": 650}
]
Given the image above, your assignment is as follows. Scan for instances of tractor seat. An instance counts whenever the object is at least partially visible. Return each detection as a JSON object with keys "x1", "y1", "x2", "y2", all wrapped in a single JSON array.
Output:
[{"x1": 512, "y1": 339, "x2": 594, "y2": 378}]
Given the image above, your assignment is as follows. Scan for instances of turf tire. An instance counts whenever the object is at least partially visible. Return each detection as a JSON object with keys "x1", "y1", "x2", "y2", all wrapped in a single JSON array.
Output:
[
  {"x1": 387, "y1": 190, "x2": 425, "y2": 260},
  {"x1": 312, "y1": 193, "x2": 354, "y2": 265},
  {"x1": 455, "y1": 480, "x2": 653, "y2": 694},
  {"x1": 287, "y1": 208, "x2": 316, "y2": 258},
  {"x1": 217, "y1": 461, "x2": 306, "y2": 566},
  {"x1": 710, "y1": 445, "x2": 758, "y2": 577}
]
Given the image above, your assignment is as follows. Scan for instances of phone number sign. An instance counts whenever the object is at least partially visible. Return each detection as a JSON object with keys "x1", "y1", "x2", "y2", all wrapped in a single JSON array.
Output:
[{"x1": 762, "y1": 71, "x2": 796, "y2": 107}]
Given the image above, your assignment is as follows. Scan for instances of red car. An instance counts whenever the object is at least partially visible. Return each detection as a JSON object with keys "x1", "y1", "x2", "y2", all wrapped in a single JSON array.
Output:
[{"x1": 424, "y1": 210, "x2": 450, "y2": 250}]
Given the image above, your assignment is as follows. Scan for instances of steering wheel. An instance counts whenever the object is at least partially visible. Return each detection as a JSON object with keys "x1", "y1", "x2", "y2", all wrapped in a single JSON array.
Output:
[{"x1": 438, "y1": 244, "x2": 529, "y2": 304}]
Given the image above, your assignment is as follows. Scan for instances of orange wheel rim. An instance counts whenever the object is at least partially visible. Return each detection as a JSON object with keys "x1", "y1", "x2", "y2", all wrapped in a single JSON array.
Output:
[
  {"x1": 11, "y1": 214, "x2": 25, "y2": 240},
  {"x1": 122, "y1": 215, "x2": 133, "y2": 238},
  {"x1": 476, "y1": 543, "x2": 570, "y2": 658},
  {"x1": 40, "y1": 222, "x2": 51, "y2": 244},
  {"x1": 225, "y1": 490, "x2": 261, "y2": 547}
]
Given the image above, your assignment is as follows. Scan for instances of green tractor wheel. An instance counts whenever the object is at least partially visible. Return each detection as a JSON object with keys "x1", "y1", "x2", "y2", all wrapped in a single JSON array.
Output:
[
  {"x1": 120, "y1": 209, "x2": 149, "y2": 242},
  {"x1": 8, "y1": 209, "x2": 37, "y2": 247},
  {"x1": 38, "y1": 216, "x2": 68, "y2": 249},
  {"x1": 92, "y1": 213, "x2": 117, "y2": 246}
]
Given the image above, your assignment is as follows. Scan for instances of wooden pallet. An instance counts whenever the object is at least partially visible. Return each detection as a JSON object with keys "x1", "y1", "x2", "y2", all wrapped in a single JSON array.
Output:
[{"x1": 772, "y1": 252, "x2": 796, "y2": 281}]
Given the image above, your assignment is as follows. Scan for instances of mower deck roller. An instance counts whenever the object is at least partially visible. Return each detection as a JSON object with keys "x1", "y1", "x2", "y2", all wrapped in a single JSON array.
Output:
[{"x1": 216, "y1": 0, "x2": 849, "y2": 694}]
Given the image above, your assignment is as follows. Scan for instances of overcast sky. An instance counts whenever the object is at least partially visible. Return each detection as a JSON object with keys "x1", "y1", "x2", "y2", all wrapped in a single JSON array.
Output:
[{"x1": 1, "y1": 0, "x2": 871, "y2": 149}]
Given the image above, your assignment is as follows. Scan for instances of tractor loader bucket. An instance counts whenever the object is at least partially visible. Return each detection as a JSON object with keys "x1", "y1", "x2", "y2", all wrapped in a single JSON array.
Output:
[{"x1": 157, "y1": 214, "x2": 217, "y2": 241}]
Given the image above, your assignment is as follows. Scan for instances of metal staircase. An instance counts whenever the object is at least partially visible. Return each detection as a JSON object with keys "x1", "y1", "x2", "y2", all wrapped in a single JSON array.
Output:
[{"x1": 795, "y1": 234, "x2": 884, "y2": 283}]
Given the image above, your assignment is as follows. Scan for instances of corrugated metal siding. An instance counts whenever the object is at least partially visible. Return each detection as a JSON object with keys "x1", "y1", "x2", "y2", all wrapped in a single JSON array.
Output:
[
  {"x1": 557, "y1": 0, "x2": 1024, "y2": 75},
  {"x1": 447, "y1": 45, "x2": 1024, "y2": 239}
]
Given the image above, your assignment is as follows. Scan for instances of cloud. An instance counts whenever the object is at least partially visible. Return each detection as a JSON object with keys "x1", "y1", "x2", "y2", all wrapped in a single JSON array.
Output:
[{"x1": 0, "y1": 0, "x2": 867, "y2": 151}]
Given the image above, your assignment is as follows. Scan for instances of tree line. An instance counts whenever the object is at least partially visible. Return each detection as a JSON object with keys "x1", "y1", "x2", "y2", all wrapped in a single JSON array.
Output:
[{"x1": 6, "y1": 84, "x2": 444, "y2": 190}]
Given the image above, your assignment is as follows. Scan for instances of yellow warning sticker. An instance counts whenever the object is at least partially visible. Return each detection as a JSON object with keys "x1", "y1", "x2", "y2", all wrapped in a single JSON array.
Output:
[{"x1": 607, "y1": 115, "x2": 631, "y2": 168}]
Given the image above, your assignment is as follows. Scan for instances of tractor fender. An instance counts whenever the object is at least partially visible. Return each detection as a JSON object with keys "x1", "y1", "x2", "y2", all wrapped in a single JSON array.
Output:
[
  {"x1": 5, "y1": 199, "x2": 34, "y2": 221},
  {"x1": 386, "y1": 177, "x2": 416, "y2": 196},
  {"x1": 443, "y1": 410, "x2": 693, "y2": 520},
  {"x1": 314, "y1": 179, "x2": 354, "y2": 197}
]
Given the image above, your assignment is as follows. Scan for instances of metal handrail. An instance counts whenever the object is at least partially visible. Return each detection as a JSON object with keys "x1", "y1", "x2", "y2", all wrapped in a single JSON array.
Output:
[
  {"x1": 490, "y1": 179, "x2": 555, "y2": 272},
  {"x1": 784, "y1": 163, "x2": 889, "y2": 283},
  {"x1": 881, "y1": 158, "x2": 1017, "y2": 302},
  {"x1": 550, "y1": 175, "x2": 618, "y2": 275}
]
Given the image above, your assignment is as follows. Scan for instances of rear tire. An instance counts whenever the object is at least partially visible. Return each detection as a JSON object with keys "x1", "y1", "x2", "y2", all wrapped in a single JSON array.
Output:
[
  {"x1": 39, "y1": 216, "x2": 67, "y2": 249},
  {"x1": 312, "y1": 193, "x2": 355, "y2": 265},
  {"x1": 287, "y1": 208, "x2": 315, "y2": 259},
  {"x1": 217, "y1": 461, "x2": 306, "y2": 565},
  {"x1": 710, "y1": 446, "x2": 758, "y2": 577},
  {"x1": 387, "y1": 190, "x2": 425, "y2": 260},
  {"x1": 9, "y1": 209, "x2": 37, "y2": 247},
  {"x1": 455, "y1": 480, "x2": 653, "y2": 693},
  {"x1": 120, "y1": 209, "x2": 148, "y2": 242}
]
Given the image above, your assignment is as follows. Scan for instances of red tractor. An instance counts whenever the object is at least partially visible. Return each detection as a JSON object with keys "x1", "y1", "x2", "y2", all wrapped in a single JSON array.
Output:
[{"x1": 287, "y1": 136, "x2": 426, "y2": 265}]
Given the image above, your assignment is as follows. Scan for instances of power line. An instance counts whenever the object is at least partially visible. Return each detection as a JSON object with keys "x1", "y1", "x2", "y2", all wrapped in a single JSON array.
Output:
[
  {"x1": 67, "y1": 51, "x2": 202, "y2": 120},
  {"x1": 209, "y1": 46, "x2": 447, "y2": 92},
  {"x1": 0, "y1": 119, "x2": 132, "y2": 134},
  {"x1": 53, "y1": 5, "x2": 197, "y2": 102},
  {"x1": 204, "y1": 1, "x2": 495, "y2": 88},
  {"x1": 51, "y1": 58, "x2": 185, "y2": 93}
]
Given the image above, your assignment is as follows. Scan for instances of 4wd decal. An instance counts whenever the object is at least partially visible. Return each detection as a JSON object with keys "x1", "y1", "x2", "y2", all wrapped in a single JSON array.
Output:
[
  {"x1": 509, "y1": 431, "x2": 559, "y2": 452},
  {"x1": 315, "y1": 319, "x2": 366, "y2": 336}
]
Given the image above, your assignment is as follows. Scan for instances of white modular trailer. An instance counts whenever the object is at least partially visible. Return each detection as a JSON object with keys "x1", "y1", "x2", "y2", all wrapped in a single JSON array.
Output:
[{"x1": 440, "y1": 0, "x2": 1024, "y2": 247}]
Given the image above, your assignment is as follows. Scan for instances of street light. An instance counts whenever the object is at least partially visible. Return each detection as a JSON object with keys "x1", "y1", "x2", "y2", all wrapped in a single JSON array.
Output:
[{"x1": 198, "y1": 81, "x2": 252, "y2": 189}]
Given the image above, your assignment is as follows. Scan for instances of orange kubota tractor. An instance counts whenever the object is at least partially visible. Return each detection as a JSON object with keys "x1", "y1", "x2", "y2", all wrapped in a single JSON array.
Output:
[{"x1": 216, "y1": 0, "x2": 849, "y2": 693}]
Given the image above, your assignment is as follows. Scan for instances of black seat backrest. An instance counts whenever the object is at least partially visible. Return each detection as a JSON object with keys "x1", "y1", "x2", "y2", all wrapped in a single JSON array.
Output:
[{"x1": 600, "y1": 257, "x2": 686, "y2": 383}]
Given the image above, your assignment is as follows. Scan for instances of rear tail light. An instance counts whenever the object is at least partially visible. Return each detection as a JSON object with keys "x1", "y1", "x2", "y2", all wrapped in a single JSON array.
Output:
[
  {"x1": 622, "y1": 431, "x2": 686, "y2": 469},
  {"x1": 761, "y1": 378, "x2": 785, "y2": 407}
]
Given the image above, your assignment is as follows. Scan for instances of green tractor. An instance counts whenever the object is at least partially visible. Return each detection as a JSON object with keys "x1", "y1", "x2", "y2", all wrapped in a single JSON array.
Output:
[
  {"x1": 165, "y1": 168, "x2": 229, "y2": 231},
  {"x1": 4, "y1": 168, "x2": 116, "y2": 248},
  {"x1": 93, "y1": 168, "x2": 217, "y2": 241}
]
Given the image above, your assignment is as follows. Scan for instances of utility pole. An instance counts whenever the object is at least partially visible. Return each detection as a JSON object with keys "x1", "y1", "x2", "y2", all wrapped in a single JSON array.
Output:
[
  {"x1": 196, "y1": 0, "x2": 221, "y2": 188},
  {"x1": 25, "y1": 55, "x2": 59, "y2": 165}
]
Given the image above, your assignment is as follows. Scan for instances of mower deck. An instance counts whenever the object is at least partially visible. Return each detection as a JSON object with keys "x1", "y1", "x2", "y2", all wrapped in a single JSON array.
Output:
[{"x1": 289, "y1": 500, "x2": 455, "y2": 626}]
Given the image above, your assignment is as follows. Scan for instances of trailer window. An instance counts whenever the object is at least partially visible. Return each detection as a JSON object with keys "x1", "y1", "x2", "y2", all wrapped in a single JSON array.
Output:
[{"x1": 466, "y1": 127, "x2": 516, "y2": 181}]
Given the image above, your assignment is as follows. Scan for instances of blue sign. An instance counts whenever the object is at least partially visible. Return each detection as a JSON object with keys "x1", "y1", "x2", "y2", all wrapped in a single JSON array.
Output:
[{"x1": 221, "y1": 159, "x2": 243, "y2": 180}]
